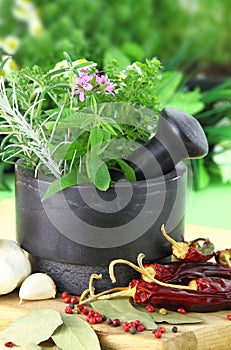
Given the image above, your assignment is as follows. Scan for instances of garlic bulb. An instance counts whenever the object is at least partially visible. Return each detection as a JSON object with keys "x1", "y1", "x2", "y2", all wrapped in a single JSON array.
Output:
[
  {"x1": 19, "y1": 273, "x2": 56, "y2": 303},
  {"x1": 0, "y1": 239, "x2": 31, "y2": 295}
]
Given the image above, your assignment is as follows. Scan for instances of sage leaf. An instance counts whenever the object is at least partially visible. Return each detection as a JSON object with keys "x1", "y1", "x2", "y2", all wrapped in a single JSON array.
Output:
[
  {"x1": 89, "y1": 128, "x2": 104, "y2": 148},
  {"x1": 115, "y1": 158, "x2": 136, "y2": 182},
  {"x1": 1, "y1": 309, "x2": 63, "y2": 346},
  {"x1": 91, "y1": 298, "x2": 156, "y2": 330},
  {"x1": 42, "y1": 168, "x2": 78, "y2": 201},
  {"x1": 52, "y1": 313, "x2": 101, "y2": 350},
  {"x1": 135, "y1": 306, "x2": 202, "y2": 324},
  {"x1": 87, "y1": 152, "x2": 111, "y2": 191}
]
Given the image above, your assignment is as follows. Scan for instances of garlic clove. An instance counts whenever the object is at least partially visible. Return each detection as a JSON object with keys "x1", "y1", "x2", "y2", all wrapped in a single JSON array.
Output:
[
  {"x1": 0, "y1": 239, "x2": 31, "y2": 295},
  {"x1": 0, "y1": 262, "x2": 18, "y2": 295},
  {"x1": 19, "y1": 273, "x2": 56, "y2": 304}
]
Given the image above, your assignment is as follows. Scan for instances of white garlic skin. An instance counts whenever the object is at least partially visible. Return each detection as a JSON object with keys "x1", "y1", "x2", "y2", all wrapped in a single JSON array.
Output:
[
  {"x1": 19, "y1": 273, "x2": 56, "y2": 303},
  {"x1": 0, "y1": 239, "x2": 31, "y2": 295}
]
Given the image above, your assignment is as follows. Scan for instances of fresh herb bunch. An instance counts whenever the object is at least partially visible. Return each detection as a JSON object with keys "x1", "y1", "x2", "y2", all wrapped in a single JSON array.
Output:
[
  {"x1": 0, "y1": 55, "x2": 162, "y2": 198},
  {"x1": 0, "y1": 54, "x2": 204, "y2": 198}
]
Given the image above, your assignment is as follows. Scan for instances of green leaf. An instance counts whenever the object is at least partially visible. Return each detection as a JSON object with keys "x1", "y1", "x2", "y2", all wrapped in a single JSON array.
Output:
[
  {"x1": 89, "y1": 128, "x2": 104, "y2": 148},
  {"x1": 40, "y1": 83, "x2": 70, "y2": 98},
  {"x1": 157, "y1": 71, "x2": 204, "y2": 114},
  {"x1": 46, "y1": 111, "x2": 95, "y2": 131},
  {"x1": 196, "y1": 158, "x2": 210, "y2": 190},
  {"x1": 94, "y1": 163, "x2": 111, "y2": 191},
  {"x1": 103, "y1": 47, "x2": 131, "y2": 73},
  {"x1": 151, "y1": 308, "x2": 202, "y2": 324},
  {"x1": 91, "y1": 298, "x2": 156, "y2": 330},
  {"x1": 0, "y1": 56, "x2": 11, "y2": 73},
  {"x1": 53, "y1": 142, "x2": 84, "y2": 161},
  {"x1": 42, "y1": 168, "x2": 78, "y2": 201},
  {"x1": 165, "y1": 90, "x2": 204, "y2": 115},
  {"x1": 102, "y1": 122, "x2": 118, "y2": 136},
  {"x1": 156, "y1": 71, "x2": 183, "y2": 105},
  {"x1": 122, "y1": 42, "x2": 146, "y2": 61},
  {"x1": 90, "y1": 95, "x2": 98, "y2": 114},
  {"x1": 52, "y1": 313, "x2": 101, "y2": 350},
  {"x1": 1, "y1": 309, "x2": 63, "y2": 346},
  {"x1": 135, "y1": 306, "x2": 201, "y2": 324},
  {"x1": 115, "y1": 158, "x2": 136, "y2": 182},
  {"x1": 63, "y1": 51, "x2": 73, "y2": 66},
  {"x1": 201, "y1": 89, "x2": 231, "y2": 104},
  {"x1": 205, "y1": 125, "x2": 231, "y2": 142},
  {"x1": 19, "y1": 344, "x2": 42, "y2": 350},
  {"x1": 87, "y1": 153, "x2": 111, "y2": 191}
]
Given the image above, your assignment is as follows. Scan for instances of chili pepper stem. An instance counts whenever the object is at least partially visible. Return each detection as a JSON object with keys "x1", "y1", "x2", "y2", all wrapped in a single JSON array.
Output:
[
  {"x1": 109, "y1": 255, "x2": 155, "y2": 283},
  {"x1": 161, "y1": 224, "x2": 189, "y2": 259},
  {"x1": 80, "y1": 288, "x2": 90, "y2": 303},
  {"x1": 109, "y1": 253, "x2": 197, "y2": 291},
  {"x1": 137, "y1": 253, "x2": 157, "y2": 282},
  {"x1": 79, "y1": 286, "x2": 133, "y2": 305},
  {"x1": 89, "y1": 273, "x2": 102, "y2": 297},
  {"x1": 225, "y1": 255, "x2": 231, "y2": 268}
]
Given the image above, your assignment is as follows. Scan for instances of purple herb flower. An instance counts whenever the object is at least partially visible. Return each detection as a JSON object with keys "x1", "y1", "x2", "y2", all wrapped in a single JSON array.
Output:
[
  {"x1": 96, "y1": 74, "x2": 115, "y2": 96},
  {"x1": 74, "y1": 74, "x2": 93, "y2": 102}
]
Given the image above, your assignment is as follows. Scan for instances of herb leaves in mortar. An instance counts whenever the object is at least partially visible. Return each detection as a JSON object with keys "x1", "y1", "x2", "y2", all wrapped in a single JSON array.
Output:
[{"x1": 0, "y1": 54, "x2": 203, "y2": 198}]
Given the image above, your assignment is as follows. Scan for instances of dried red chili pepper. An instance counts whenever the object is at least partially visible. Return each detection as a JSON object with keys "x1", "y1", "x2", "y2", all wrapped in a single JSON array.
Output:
[
  {"x1": 161, "y1": 224, "x2": 214, "y2": 262},
  {"x1": 132, "y1": 278, "x2": 231, "y2": 312},
  {"x1": 142, "y1": 261, "x2": 231, "y2": 285},
  {"x1": 79, "y1": 253, "x2": 231, "y2": 313},
  {"x1": 215, "y1": 249, "x2": 231, "y2": 268},
  {"x1": 192, "y1": 276, "x2": 231, "y2": 292}
]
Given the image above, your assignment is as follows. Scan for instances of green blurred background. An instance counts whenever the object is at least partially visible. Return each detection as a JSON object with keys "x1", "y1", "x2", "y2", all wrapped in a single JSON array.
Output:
[{"x1": 0, "y1": 0, "x2": 231, "y2": 229}]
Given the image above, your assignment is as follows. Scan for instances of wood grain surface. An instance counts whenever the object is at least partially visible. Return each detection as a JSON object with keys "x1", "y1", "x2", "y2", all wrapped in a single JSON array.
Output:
[
  {"x1": 0, "y1": 293, "x2": 231, "y2": 350},
  {"x1": 1, "y1": 198, "x2": 231, "y2": 349}
]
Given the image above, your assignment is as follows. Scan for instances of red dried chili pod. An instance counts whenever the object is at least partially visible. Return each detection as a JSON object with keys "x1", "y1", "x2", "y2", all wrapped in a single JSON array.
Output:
[
  {"x1": 193, "y1": 276, "x2": 231, "y2": 292},
  {"x1": 142, "y1": 261, "x2": 231, "y2": 285},
  {"x1": 133, "y1": 279, "x2": 231, "y2": 312},
  {"x1": 161, "y1": 224, "x2": 214, "y2": 262},
  {"x1": 79, "y1": 253, "x2": 231, "y2": 314}
]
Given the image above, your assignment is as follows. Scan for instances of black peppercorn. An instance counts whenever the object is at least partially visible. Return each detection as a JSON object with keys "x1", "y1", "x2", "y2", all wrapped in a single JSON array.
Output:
[
  {"x1": 129, "y1": 327, "x2": 137, "y2": 334},
  {"x1": 172, "y1": 326, "x2": 178, "y2": 333},
  {"x1": 105, "y1": 318, "x2": 112, "y2": 325}
]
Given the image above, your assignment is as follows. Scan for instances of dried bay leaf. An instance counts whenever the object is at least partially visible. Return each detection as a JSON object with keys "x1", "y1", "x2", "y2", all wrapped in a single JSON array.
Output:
[
  {"x1": 152, "y1": 309, "x2": 202, "y2": 324},
  {"x1": 52, "y1": 313, "x2": 101, "y2": 350},
  {"x1": 135, "y1": 306, "x2": 202, "y2": 324},
  {"x1": 19, "y1": 345, "x2": 61, "y2": 350},
  {"x1": 1, "y1": 309, "x2": 63, "y2": 346},
  {"x1": 91, "y1": 298, "x2": 157, "y2": 329},
  {"x1": 19, "y1": 344, "x2": 42, "y2": 350}
]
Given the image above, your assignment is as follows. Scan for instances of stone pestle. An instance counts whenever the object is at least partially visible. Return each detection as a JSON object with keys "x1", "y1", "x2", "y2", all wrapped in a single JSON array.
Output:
[{"x1": 120, "y1": 107, "x2": 209, "y2": 181}]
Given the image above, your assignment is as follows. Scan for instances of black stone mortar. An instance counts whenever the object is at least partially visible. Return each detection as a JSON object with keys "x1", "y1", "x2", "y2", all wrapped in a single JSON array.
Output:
[{"x1": 15, "y1": 162, "x2": 187, "y2": 295}]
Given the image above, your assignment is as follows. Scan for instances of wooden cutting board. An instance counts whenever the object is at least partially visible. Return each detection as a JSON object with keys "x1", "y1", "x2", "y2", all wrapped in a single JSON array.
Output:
[
  {"x1": 0, "y1": 292, "x2": 231, "y2": 350},
  {"x1": 1, "y1": 199, "x2": 231, "y2": 349}
]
